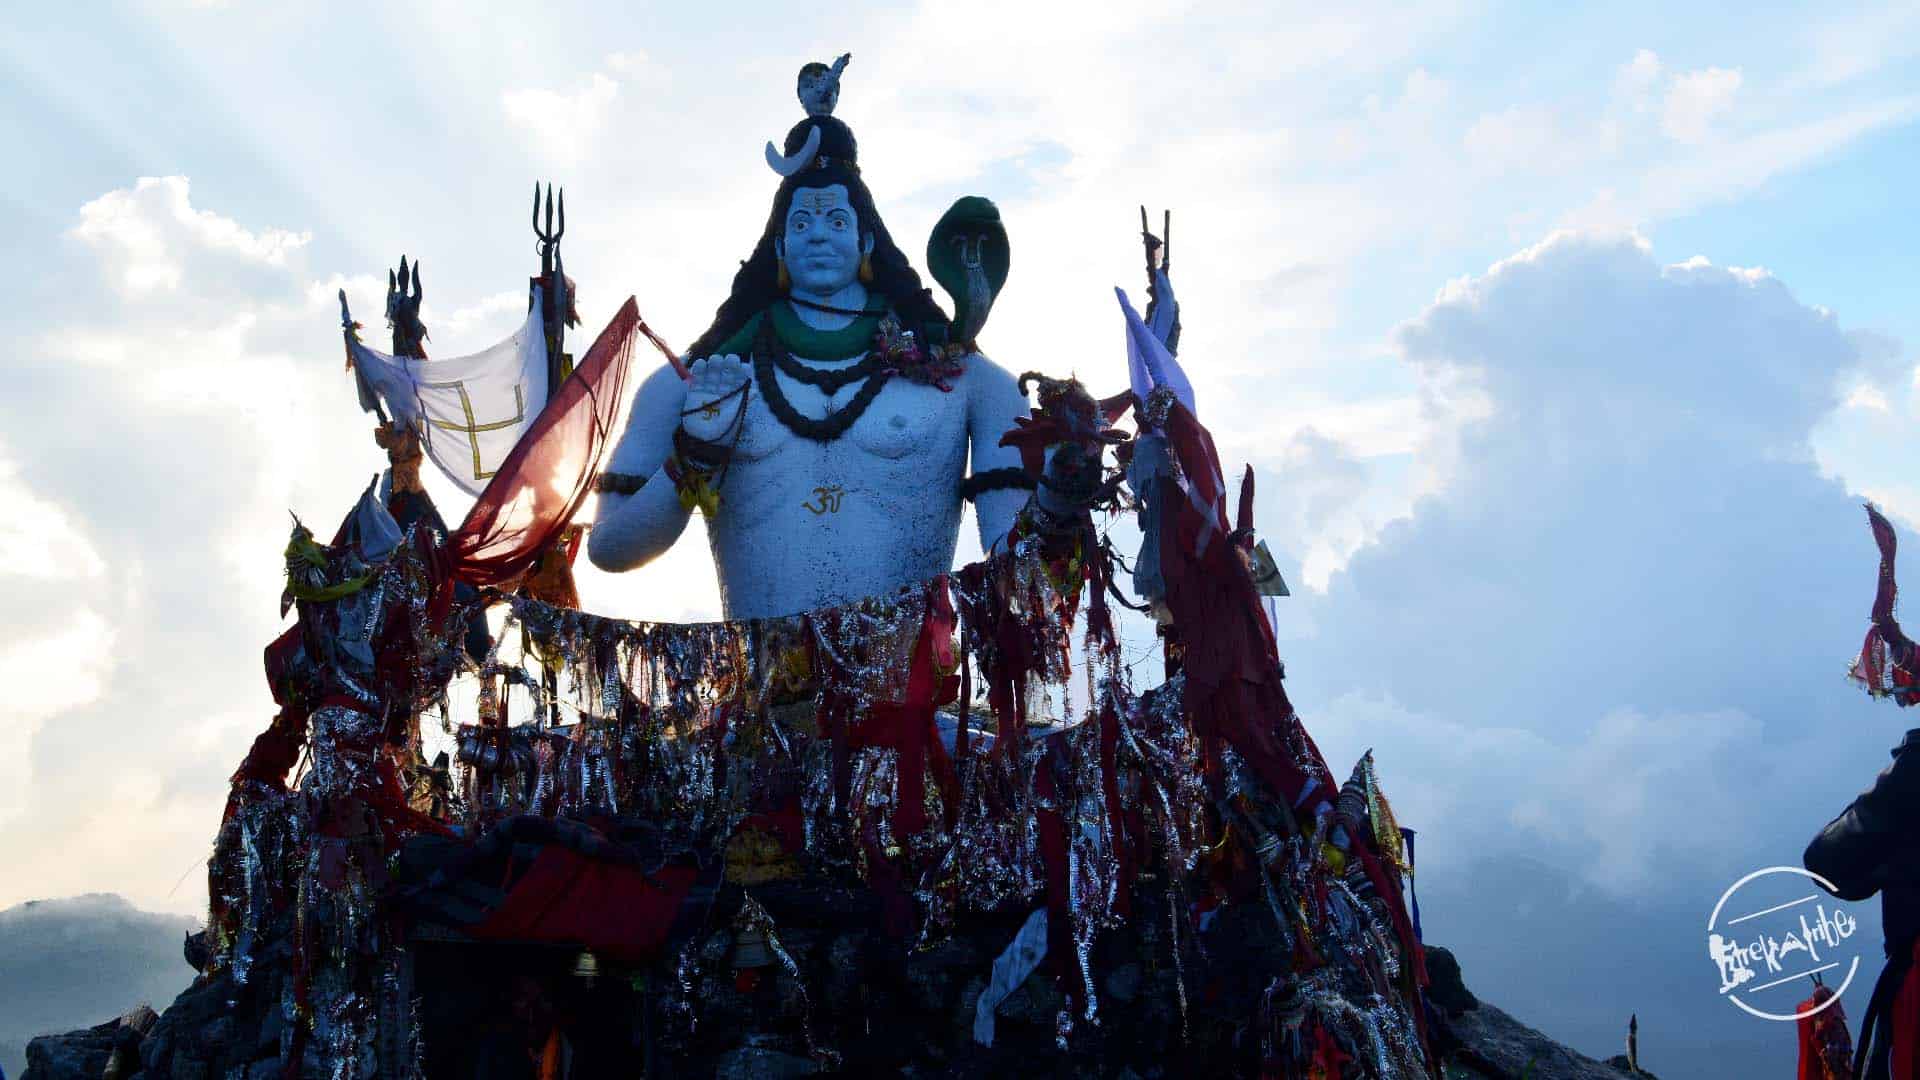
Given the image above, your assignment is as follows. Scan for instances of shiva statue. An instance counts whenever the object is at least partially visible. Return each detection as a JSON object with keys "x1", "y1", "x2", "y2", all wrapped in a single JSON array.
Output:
[{"x1": 589, "y1": 56, "x2": 1034, "y2": 619}]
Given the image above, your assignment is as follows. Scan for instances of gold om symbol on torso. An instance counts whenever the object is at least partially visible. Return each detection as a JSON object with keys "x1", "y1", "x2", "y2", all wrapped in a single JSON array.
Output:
[{"x1": 802, "y1": 485, "x2": 847, "y2": 515}]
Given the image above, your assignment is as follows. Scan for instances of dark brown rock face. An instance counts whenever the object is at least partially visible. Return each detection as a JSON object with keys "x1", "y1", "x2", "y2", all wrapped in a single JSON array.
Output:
[{"x1": 23, "y1": 921, "x2": 1652, "y2": 1080}]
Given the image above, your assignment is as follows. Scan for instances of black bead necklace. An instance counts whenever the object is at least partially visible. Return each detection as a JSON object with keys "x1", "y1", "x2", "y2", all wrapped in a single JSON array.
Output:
[
  {"x1": 774, "y1": 350, "x2": 885, "y2": 394},
  {"x1": 753, "y1": 316, "x2": 892, "y2": 443}
]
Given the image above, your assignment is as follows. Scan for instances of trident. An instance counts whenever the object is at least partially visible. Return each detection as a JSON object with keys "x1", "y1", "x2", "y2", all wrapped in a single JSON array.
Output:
[
  {"x1": 1139, "y1": 206, "x2": 1181, "y2": 357},
  {"x1": 533, "y1": 182, "x2": 565, "y2": 274},
  {"x1": 532, "y1": 182, "x2": 570, "y2": 390}
]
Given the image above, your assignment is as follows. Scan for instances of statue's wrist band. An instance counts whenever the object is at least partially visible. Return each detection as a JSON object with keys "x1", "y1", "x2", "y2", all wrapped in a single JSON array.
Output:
[
  {"x1": 594, "y1": 471, "x2": 648, "y2": 495},
  {"x1": 960, "y1": 467, "x2": 1035, "y2": 503},
  {"x1": 673, "y1": 425, "x2": 735, "y2": 469}
]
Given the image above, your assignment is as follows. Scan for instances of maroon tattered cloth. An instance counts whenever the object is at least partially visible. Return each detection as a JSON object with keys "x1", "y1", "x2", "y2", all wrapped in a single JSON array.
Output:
[
  {"x1": 1154, "y1": 399, "x2": 1430, "y2": 999},
  {"x1": 447, "y1": 298, "x2": 641, "y2": 588},
  {"x1": 469, "y1": 849, "x2": 698, "y2": 964},
  {"x1": 1854, "y1": 504, "x2": 1920, "y2": 705},
  {"x1": 1157, "y1": 400, "x2": 1324, "y2": 810}
]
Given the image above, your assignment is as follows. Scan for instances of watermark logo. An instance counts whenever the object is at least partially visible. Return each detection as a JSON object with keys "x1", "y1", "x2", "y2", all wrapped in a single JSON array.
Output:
[{"x1": 1707, "y1": 866, "x2": 1863, "y2": 1021}]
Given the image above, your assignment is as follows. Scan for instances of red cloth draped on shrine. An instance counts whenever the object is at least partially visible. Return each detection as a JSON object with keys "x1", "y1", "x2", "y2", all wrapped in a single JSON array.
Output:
[
  {"x1": 448, "y1": 298, "x2": 641, "y2": 586},
  {"x1": 857, "y1": 580, "x2": 960, "y2": 840},
  {"x1": 1154, "y1": 398, "x2": 1429, "y2": 996},
  {"x1": 1156, "y1": 399, "x2": 1325, "y2": 813},
  {"x1": 470, "y1": 849, "x2": 697, "y2": 964},
  {"x1": 229, "y1": 624, "x2": 308, "y2": 801}
]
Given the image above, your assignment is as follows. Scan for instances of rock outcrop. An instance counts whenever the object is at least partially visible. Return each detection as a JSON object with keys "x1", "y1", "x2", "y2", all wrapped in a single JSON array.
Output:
[
  {"x1": 1426, "y1": 947, "x2": 1651, "y2": 1080},
  {"x1": 24, "y1": 939, "x2": 1654, "y2": 1079}
]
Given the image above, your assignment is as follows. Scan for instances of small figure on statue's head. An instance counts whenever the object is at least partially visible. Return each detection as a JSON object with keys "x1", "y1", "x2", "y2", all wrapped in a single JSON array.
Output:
[{"x1": 798, "y1": 53, "x2": 850, "y2": 118}]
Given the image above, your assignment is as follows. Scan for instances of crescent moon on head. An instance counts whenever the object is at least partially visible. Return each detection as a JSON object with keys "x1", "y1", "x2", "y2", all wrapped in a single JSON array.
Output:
[{"x1": 764, "y1": 125, "x2": 822, "y2": 177}]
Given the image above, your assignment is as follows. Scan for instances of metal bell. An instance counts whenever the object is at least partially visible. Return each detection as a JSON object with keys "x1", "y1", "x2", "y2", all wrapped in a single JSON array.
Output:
[{"x1": 571, "y1": 949, "x2": 600, "y2": 985}]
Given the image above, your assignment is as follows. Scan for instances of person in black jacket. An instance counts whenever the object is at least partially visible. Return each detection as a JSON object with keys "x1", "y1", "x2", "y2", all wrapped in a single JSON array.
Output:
[
  {"x1": 1808, "y1": 505, "x2": 1920, "y2": 1079},
  {"x1": 1806, "y1": 727, "x2": 1920, "y2": 1079}
]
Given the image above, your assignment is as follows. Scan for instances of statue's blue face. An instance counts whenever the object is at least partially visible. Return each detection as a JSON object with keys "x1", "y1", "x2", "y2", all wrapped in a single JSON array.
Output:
[{"x1": 781, "y1": 183, "x2": 866, "y2": 296}]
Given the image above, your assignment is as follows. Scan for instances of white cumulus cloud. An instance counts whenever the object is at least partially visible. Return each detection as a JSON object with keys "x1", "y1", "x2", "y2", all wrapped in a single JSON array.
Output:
[
  {"x1": 1283, "y1": 230, "x2": 1886, "y2": 896},
  {"x1": 0, "y1": 608, "x2": 116, "y2": 824},
  {"x1": 0, "y1": 452, "x2": 106, "y2": 581},
  {"x1": 1266, "y1": 230, "x2": 1897, "y2": 1074},
  {"x1": 72, "y1": 176, "x2": 310, "y2": 293}
]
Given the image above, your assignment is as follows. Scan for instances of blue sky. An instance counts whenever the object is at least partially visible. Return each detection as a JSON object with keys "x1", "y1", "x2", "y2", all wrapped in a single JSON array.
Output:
[{"x1": 4, "y1": 1, "x2": 1919, "y2": 1073}]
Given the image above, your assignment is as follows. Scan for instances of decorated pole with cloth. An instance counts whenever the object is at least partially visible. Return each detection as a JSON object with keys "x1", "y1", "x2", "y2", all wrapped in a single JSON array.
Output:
[
  {"x1": 533, "y1": 183, "x2": 575, "y2": 388},
  {"x1": 343, "y1": 281, "x2": 550, "y2": 498},
  {"x1": 337, "y1": 189, "x2": 681, "y2": 613},
  {"x1": 1114, "y1": 213, "x2": 1434, "y2": 1065}
]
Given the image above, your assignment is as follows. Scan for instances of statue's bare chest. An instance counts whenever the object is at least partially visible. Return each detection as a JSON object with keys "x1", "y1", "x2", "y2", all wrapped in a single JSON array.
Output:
[{"x1": 704, "y1": 362, "x2": 974, "y2": 615}]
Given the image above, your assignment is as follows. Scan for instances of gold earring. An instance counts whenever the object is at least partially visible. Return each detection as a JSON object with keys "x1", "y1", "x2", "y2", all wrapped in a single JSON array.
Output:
[
  {"x1": 776, "y1": 258, "x2": 791, "y2": 292},
  {"x1": 858, "y1": 252, "x2": 873, "y2": 284}
]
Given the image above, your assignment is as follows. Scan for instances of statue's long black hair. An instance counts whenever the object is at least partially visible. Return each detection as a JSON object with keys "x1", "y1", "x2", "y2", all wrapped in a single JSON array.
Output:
[{"x1": 685, "y1": 118, "x2": 950, "y2": 359}]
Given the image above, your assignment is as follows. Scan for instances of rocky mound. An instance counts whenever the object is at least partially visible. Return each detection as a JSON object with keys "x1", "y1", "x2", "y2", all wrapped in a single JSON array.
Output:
[{"x1": 23, "y1": 939, "x2": 1653, "y2": 1079}]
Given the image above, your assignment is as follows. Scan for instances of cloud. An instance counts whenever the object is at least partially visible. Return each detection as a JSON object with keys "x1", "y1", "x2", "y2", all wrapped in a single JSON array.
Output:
[
  {"x1": 433, "y1": 290, "x2": 527, "y2": 340},
  {"x1": 1614, "y1": 48, "x2": 1663, "y2": 107},
  {"x1": 502, "y1": 72, "x2": 621, "y2": 166},
  {"x1": 1794, "y1": 6, "x2": 1920, "y2": 88},
  {"x1": 0, "y1": 607, "x2": 115, "y2": 824},
  {"x1": 1242, "y1": 428, "x2": 1380, "y2": 592},
  {"x1": 72, "y1": 176, "x2": 309, "y2": 293},
  {"x1": 1464, "y1": 104, "x2": 1567, "y2": 170},
  {"x1": 1608, "y1": 50, "x2": 1744, "y2": 144},
  {"x1": 1844, "y1": 383, "x2": 1890, "y2": 412},
  {"x1": 1258, "y1": 230, "x2": 1897, "y2": 1073},
  {"x1": 1303, "y1": 691, "x2": 1765, "y2": 891},
  {"x1": 0, "y1": 173, "x2": 738, "y2": 913},
  {"x1": 0, "y1": 609, "x2": 115, "y2": 725},
  {"x1": 603, "y1": 49, "x2": 668, "y2": 86},
  {"x1": 0, "y1": 181, "x2": 415, "y2": 907},
  {"x1": 1267, "y1": 226, "x2": 1881, "y2": 883},
  {"x1": 1661, "y1": 66, "x2": 1743, "y2": 144},
  {"x1": 0, "y1": 453, "x2": 106, "y2": 581}
]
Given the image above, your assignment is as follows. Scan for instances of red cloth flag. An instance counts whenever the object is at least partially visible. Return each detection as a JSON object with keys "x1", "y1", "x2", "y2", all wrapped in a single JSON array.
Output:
[{"x1": 449, "y1": 299, "x2": 642, "y2": 586}]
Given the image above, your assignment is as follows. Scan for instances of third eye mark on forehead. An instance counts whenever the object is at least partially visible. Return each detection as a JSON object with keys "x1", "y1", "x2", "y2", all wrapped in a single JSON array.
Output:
[{"x1": 793, "y1": 190, "x2": 847, "y2": 216}]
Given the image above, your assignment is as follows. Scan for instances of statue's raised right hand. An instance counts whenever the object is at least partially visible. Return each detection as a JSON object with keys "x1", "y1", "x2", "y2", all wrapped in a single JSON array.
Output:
[{"x1": 680, "y1": 354, "x2": 753, "y2": 444}]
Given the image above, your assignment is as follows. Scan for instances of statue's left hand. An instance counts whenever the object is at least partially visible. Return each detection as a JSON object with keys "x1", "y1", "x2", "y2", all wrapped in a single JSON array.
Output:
[{"x1": 681, "y1": 354, "x2": 753, "y2": 444}]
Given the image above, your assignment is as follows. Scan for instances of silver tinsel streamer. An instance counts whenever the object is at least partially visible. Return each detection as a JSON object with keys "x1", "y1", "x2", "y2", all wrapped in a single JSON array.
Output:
[
  {"x1": 738, "y1": 894, "x2": 842, "y2": 1070},
  {"x1": 221, "y1": 523, "x2": 1434, "y2": 1076}
]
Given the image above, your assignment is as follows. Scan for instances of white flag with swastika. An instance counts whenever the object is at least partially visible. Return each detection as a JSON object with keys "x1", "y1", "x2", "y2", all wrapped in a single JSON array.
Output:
[{"x1": 351, "y1": 287, "x2": 549, "y2": 496}]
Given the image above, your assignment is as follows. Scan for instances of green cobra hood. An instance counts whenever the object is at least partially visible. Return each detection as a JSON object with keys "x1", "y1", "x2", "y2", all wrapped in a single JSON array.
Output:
[{"x1": 926, "y1": 196, "x2": 1009, "y2": 345}]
